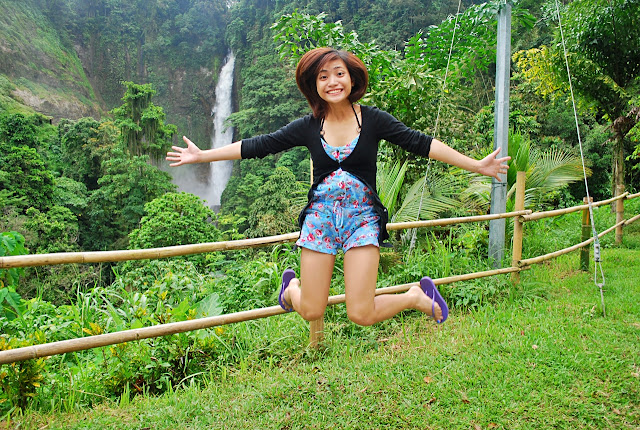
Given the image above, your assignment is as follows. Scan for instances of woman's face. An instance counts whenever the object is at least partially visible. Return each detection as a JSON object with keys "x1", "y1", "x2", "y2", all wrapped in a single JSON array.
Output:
[{"x1": 316, "y1": 58, "x2": 353, "y2": 106}]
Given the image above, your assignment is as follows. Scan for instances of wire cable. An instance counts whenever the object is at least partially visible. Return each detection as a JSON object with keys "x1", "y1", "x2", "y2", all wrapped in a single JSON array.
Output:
[{"x1": 554, "y1": 0, "x2": 606, "y2": 316}]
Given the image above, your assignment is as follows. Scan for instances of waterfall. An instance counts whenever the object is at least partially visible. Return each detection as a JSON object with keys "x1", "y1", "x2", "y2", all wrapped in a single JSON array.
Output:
[
  {"x1": 208, "y1": 51, "x2": 235, "y2": 210},
  {"x1": 165, "y1": 52, "x2": 236, "y2": 209}
]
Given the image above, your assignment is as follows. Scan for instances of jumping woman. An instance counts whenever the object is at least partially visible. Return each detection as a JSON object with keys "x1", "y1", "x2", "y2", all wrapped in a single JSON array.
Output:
[{"x1": 166, "y1": 48, "x2": 509, "y2": 326}]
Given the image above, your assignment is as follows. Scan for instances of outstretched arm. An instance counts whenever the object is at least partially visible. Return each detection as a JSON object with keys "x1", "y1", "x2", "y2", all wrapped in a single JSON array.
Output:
[
  {"x1": 428, "y1": 139, "x2": 510, "y2": 181},
  {"x1": 166, "y1": 136, "x2": 242, "y2": 167}
]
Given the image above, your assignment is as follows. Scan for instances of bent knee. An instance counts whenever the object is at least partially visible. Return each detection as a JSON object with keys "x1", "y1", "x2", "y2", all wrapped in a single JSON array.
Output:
[
  {"x1": 347, "y1": 309, "x2": 375, "y2": 326},
  {"x1": 297, "y1": 306, "x2": 325, "y2": 322}
]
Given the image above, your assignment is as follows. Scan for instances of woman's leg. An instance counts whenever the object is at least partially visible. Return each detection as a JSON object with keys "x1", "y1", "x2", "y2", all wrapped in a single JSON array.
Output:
[
  {"x1": 343, "y1": 245, "x2": 442, "y2": 326},
  {"x1": 284, "y1": 247, "x2": 335, "y2": 321}
]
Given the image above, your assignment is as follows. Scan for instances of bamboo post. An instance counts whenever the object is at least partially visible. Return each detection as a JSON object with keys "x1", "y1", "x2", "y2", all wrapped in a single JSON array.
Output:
[
  {"x1": 616, "y1": 185, "x2": 624, "y2": 245},
  {"x1": 580, "y1": 197, "x2": 592, "y2": 271},
  {"x1": 511, "y1": 171, "x2": 526, "y2": 283},
  {"x1": 309, "y1": 318, "x2": 324, "y2": 348}
]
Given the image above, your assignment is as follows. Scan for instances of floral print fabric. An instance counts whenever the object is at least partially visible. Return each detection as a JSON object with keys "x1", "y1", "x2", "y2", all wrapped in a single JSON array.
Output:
[{"x1": 296, "y1": 136, "x2": 380, "y2": 255}]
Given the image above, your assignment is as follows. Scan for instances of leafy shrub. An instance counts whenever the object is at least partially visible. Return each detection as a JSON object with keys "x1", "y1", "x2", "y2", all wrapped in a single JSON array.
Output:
[
  {"x1": 0, "y1": 231, "x2": 27, "y2": 289},
  {"x1": 129, "y1": 192, "x2": 220, "y2": 249},
  {"x1": 25, "y1": 206, "x2": 79, "y2": 254},
  {"x1": 0, "y1": 337, "x2": 46, "y2": 413},
  {"x1": 206, "y1": 244, "x2": 300, "y2": 313},
  {"x1": 448, "y1": 279, "x2": 501, "y2": 310},
  {"x1": 0, "y1": 231, "x2": 27, "y2": 320},
  {"x1": 246, "y1": 167, "x2": 307, "y2": 238}
]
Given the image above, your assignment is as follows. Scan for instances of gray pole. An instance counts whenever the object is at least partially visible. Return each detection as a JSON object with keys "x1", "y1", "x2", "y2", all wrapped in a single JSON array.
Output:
[{"x1": 488, "y1": 3, "x2": 511, "y2": 268}]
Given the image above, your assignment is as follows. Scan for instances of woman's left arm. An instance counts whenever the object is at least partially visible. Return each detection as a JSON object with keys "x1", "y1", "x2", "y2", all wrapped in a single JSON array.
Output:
[{"x1": 428, "y1": 139, "x2": 510, "y2": 181}]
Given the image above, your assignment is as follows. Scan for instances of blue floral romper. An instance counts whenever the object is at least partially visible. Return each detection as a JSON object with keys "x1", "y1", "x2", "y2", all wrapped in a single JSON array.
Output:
[{"x1": 296, "y1": 136, "x2": 380, "y2": 255}]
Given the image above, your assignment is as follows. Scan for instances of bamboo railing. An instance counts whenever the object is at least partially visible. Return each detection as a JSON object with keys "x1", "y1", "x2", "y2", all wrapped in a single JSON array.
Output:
[
  {"x1": 1, "y1": 174, "x2": 638, "y2": 365},
  {"x1": 519, "y1": 221, "x2": 623, "y2": 267},
  {"x1": 0, "y1": 211, "x2": 533, "y2": 269},
  {"x1": 0, "y1": 266, "x2": 527, "y2": 365},
  {"x1": 519, "y1": 193, "x2": 627, "y2": 222}
]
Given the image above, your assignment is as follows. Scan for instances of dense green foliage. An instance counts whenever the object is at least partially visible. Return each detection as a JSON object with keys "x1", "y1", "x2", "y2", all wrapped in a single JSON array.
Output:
[
  {"x1": 514, "y1": 0, "x2": 640, "y2": 196},
  {"x1": 129, "y1": 192, "x2": 220, "y2": 250},
  {"x1": 111, "y1": 82, "x2": 177, "y2": 160},
  {"x1": 0, "y1": 114, "x2": 55, "y2": 212}
]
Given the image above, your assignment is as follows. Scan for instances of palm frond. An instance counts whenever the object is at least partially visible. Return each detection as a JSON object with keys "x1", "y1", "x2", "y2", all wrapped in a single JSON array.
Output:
[
  {"x1": 461, "y1": 133, "x2": 590, "y2": 211},
  {"x1": 393, "y1": 172, "x2": 462, "y2": 222},
  {"x1": 460, "y1": 174, "x2": 492, "y2": 212},
  {"x1": 377, "y1": 159, "x2": 409, "y2": 215}
]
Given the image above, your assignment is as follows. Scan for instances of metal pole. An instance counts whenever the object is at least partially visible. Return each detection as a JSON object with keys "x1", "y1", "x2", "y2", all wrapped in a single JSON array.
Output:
[{"x1": 488, "y1": 3, "x2": 511, "y2": 268}]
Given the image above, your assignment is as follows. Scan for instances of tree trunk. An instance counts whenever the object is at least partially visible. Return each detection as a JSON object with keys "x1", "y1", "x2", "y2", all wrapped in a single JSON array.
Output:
[
  {"x1": 612, "y1": 133, "x2": 625, "y2": 211},
  {"x1": 611, "y1": 109, "x2": 639, "y2": 199}
]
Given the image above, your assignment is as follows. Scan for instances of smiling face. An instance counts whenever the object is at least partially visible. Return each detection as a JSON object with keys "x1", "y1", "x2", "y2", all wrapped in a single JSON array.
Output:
[
  {"x1": 316, "y1": 58, "x2": 353, "y2": 107},
  {"x1": 296, "y1": 48, "x2": 369, "y2": 118}
]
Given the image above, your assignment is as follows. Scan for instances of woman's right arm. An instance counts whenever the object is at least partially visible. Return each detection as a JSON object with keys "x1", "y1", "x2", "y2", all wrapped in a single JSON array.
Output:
[{"x1": 166, "y1": 136, "x2": 242, "y2": 167}]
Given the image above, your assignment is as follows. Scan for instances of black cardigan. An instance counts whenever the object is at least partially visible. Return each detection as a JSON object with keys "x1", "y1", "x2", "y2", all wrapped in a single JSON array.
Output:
[{"x1": 241, "y1": 105, "x2": 433, "y2": 245}]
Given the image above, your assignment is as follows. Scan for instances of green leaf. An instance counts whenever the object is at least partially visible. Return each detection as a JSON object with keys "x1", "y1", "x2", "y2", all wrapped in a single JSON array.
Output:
[
  {"x1": 197, "y1": 293, "x2": 223, "y2": 318},
  {"x1": 0, "y1": 287, "x2": 25, "y2": 320}
]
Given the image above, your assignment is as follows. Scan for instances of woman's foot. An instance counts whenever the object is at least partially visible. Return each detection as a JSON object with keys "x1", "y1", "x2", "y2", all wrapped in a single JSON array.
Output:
[
  {"x1": 418, "y1": 276, "x2": 449, "y2": 323},
  {"x1": 279, "y1": 269, "x2": 297, "y2": 312},
  {"x1": 407, "y1": 285, "x2": 443, "y2": 321},
  {"x1": 283, "y1": 278, "x2": 300, "y2": 308}
]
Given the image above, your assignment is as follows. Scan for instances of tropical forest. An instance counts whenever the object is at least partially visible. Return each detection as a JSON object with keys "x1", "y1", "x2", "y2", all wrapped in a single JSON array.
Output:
[{"x1": 0, "y1": 0, "x2": 639, "y2": 428}]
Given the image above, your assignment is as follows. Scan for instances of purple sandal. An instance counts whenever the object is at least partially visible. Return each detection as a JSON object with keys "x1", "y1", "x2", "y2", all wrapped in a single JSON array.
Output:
[
  {"x1": 420, "y1": 276, "x2": 449, "y2": 324},
  {"x1": 279, "y1": 269, "x2": 295, "y2": 312}
]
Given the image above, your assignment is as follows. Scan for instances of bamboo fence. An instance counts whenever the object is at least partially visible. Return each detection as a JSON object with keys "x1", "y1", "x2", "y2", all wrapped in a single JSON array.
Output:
[
  {"x1": 0, "y1": 266, "x2": 526, "y2": 365},
  {"x1": 0, "y1": 211, "x2": 533, "y2": 269},
  {"x1": 519, "y1": 193, "x2": 627, "y2": 222},
  {"x1": 519, "y1": 221, "x2": 624, "y2": 267},
  {"x1": 1, "y1": 176, "x2": 639, "y2": 365}
]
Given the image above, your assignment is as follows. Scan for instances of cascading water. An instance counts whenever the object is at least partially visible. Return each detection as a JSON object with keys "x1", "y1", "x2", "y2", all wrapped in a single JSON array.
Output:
[
  {"x1": 168, "y1": 52, "x2": 236, "y2": 210},
  {"x1": 208, "y1": 51, "x2": 235, "y2": 210}
]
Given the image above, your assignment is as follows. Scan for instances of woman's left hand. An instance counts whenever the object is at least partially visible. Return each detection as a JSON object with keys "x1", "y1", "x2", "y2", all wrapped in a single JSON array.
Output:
[{"x1": 477, "y1": 148, "x2": 510, "y2": 181}]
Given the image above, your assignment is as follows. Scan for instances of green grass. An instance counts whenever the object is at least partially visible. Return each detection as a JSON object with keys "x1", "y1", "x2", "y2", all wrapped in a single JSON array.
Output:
[{"x1": 5, "y1": 241, "x2": 639, "y2": 429}]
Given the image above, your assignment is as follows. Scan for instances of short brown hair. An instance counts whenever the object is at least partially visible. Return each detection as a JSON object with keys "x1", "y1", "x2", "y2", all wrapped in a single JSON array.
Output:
[{"x1": 295, "y1": 48, "x2": 368, "y2": 118}]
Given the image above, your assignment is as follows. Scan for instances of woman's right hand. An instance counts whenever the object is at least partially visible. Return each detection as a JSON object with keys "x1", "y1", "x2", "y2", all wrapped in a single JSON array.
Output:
[{"x1": 166, "y1": 136, "x2": 202, "y2": 167}]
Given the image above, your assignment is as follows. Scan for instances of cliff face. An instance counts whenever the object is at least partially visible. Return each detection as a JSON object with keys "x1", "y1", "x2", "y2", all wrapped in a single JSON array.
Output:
[
  {"x1": 0, "y1": 0, "x2": 228, "y2": 146},
  {"x1": 0, "y1": 1, "x2": 102, "y2": 120},
  {"x1": 71, "y1": 33, "x2": 221, "y2": 145}
]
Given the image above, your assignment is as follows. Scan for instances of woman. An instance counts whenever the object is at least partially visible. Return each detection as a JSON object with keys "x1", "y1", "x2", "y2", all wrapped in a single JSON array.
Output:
[{"x1": 166, "y1": 47, "x2": 509, "y2": 326}]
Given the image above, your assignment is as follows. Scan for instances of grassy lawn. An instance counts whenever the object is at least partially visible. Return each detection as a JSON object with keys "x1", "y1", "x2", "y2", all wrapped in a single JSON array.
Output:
[{"x1": 8, "y1": 240, "x2": 639, "y2": 429}]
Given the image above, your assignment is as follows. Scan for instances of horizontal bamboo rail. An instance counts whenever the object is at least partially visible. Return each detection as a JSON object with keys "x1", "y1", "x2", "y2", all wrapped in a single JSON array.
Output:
[
  {"x1": 0, "y1": 233, "x2": 299, "y2": 269},
  {"x1": 0, "y1": 266, "x2": 526, "y2": 365},
  {"x1": 627, "y1": 191, "x2": 640, "y2": 200},
  {"x1": 385, "y1": 210, "x2": 532, "y2": 231},
  {"x1": 520, "y1": 193, "x2": 628, "y2": 222},
  {"x1": 0, "y1": 210, "x2": 532, "y2": 269},
  {"x1": 625, "y1": 213, "x2": 640, "y2": 226},
  {"x1": 519, "y1": 220, "x2": 624, "y2": 267}
]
